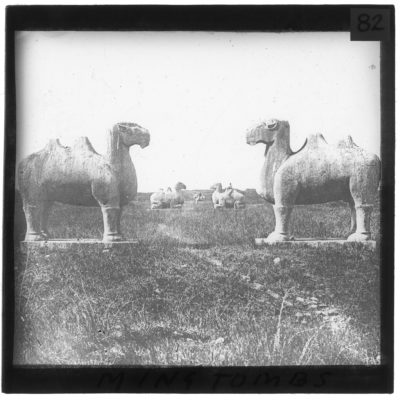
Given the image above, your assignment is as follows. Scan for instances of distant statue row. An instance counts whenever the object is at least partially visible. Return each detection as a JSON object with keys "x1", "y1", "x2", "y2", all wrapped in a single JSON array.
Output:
[
  {"x1": 18, "y1": 117, "x2": 380, "y2": 242},
  {"x1": 150, "y1": 182, "x2": 246, "y2": 210},
  {"x1": 193, "y1": 192, "x2": 205, "y2": 204}
]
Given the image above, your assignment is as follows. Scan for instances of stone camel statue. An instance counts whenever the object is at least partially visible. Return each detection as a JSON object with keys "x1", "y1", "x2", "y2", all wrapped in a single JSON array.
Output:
[
  {"x1": 150, "y1": 182, "x2": 187, "y2": 209},
  {"x1": 246, "y1": 118, "x2": 380, "y2": 242},
  {"x1": 18, "y1": 122, "x2": 150, "y2": 242}
]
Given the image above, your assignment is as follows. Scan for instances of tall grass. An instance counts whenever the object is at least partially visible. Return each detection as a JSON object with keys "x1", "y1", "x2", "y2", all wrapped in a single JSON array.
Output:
[
  {"x1": 46, "y1": 196, "x2": 380, "y2": 245},
  {"x1": 13, "y1": 195, "x2": 380, "y2": 366}
]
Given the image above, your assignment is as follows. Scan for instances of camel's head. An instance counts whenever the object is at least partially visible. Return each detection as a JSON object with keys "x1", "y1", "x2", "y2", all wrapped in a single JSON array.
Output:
[
  {"x1": 175, "y1": 182, "x2": 187, "y2": 191},
  {"x1": 210, "y1": 183, "x2": 223, "y2": 192},
  {"x1": 116, "y1": 122, "x2": 150, "y2": 148},
  {"x1": 246, "y1": 119, "x2": 289, "y2": 147}
]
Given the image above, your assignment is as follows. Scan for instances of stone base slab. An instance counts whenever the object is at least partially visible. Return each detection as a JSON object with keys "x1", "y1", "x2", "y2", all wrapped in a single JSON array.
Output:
[
  {"x1": 254, "y1": 238, "x2": 377, "y2": 250},
  {"x1": 20, "y1": 239, "x2": 139, "y2": 250}
]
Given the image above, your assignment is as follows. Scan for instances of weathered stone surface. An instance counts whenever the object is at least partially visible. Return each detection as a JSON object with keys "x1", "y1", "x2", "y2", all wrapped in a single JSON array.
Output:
[
  {"x1": 150, "y1": 182, "x2": 187, "y2": 209},
  {"x1": 210, "y1": 183, "x2": 231, "y2": 209},
  {"x1": 229, "y1": 188, "x2": 246, "y2": 209},
  {"x1": 20, "y1": 239, "x2": 139, "y2": 250},
  {"x1": 210, "y1": 183, "x2": 246, "y2": 209},
  {"x1": 255, "y1": 238, "x2": 376, "y2": 250},
  {"x1": 18, "y1": 122, "x2": 150, "y2": 242},
  {"x1": 246, "y1": 119, "x2": 380, "y2": 242},
  {"x1": 254, "y1": 238, "x2": 377, "y2": 250}
]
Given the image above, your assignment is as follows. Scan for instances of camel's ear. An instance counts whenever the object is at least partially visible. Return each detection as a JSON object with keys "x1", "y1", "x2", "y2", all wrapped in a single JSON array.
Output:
[{"x1": 266, "y1": 119, "x2": 279, "y2": 130}]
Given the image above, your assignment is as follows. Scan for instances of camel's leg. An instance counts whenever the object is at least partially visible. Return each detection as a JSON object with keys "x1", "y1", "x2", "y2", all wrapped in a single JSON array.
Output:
[
  {"x1": 347, "y1": 204, "x2": 373, "y2": 241},
  {"x1": 23, "y1": 203, "x2": 44, "y2": 241},
  {"x1": 266, "y1": 205, "x2": 293, "y2": 242},
  {"x1": 349, "y1": 200, "x2": 356, "y2": 234},
  {"x1": 347, "y1": 170, "x2": 377, "y2": 241},
  {"x1": 116, "y1": 206, "x2": 123, "y2": 237},
  {"x1": 92, "y1": 178, "x2": 123, "y2": 242},
  {"x1": 40, "y1": 201, "x2": 53, "y2": 238},
  {"x1": 101, "y1": 206, "x2": 123, "y2": 242},
  {"x1": 267, "y1": 175, "x2": 298, "y2": 242}
]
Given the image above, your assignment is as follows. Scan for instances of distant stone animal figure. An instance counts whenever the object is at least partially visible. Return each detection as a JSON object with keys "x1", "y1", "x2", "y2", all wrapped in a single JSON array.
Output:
[
  {"x1": 210, "y1": 183, "x2": 246, "y2": 209},
  {"x1": 246, "y1": 118, "x2": 380, "y2": 242},
  {"x1": 18, "y1": 122, "x2": 150, "y2": 242},
  {"x1": 164, "y1": 187, "x2": 174, "y2": 206},
  {"x1": 150, "y1": 188, "x2": 170, "y2": 209},
  {"x1": 210, "y1": 183, "x2": 230, "y2": 208},
  {"x1": 150, "y1": 182, "x2": 187, "y2": 209},
  {"x1": 193, "y1": 192, "x2": 206, "y2": 204},
  {"x1": 229, "y1": 187, "x2": 246, "y2": 209}
]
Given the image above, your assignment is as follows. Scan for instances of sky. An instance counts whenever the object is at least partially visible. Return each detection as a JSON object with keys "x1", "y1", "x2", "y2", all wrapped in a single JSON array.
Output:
[{"x1": 15, "y1": 31, "x2": 380, "y2": 192}]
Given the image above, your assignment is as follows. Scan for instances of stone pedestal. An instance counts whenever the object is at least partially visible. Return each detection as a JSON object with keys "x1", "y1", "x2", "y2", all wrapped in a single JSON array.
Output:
[
  {"x1": 20, "y1": 239, "x2": 139, "y2": 250},
  {"x1": 254, "y1": 238, "x2": 377, "y2": 250}
]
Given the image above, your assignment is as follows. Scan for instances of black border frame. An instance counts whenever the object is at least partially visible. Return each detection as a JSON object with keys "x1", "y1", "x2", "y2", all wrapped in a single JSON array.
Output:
[{"x1": 3, "y1": 5, "x2": 395, "y2": 393}]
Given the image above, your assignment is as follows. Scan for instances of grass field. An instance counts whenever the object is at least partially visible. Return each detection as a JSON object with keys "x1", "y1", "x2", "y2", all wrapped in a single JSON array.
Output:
[{"x1": 13, "y1": 190, "x2": 381, "y2": 366}]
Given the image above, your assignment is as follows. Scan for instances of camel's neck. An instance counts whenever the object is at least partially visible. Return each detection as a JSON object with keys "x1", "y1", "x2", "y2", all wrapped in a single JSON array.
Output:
[
  {"x1": 260, "y1": 133, "x2": 292, "y2": 202},
  {"x1": 106, "y1": 129, "x2": 137, "y2": 203},
  {"x1": 264, "y1": 134, "x2": 292, "y2": 172},
  {"x1": 107, "y1": 130, "x2": 132, "y2": 171}
]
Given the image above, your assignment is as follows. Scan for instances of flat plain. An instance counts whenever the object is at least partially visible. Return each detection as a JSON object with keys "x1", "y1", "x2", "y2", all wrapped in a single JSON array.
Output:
[{"x1": 13, "y1": 190, "x2": 381, "y2": 366}]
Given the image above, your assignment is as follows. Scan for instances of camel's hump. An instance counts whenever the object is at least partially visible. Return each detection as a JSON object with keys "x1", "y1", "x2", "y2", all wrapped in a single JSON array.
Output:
[
  {"x1": 72, "y1": 137, "x2": 98, "y2": 154},
  {"x1": 305, "y1": 133, "x2": 328, "y2": 149},
  {"x1": 45, "y1": 138, "x2": 65, "y2": 150},
  {"x1": 336, "y1": 135, "x2": 358, "y2": 149}
]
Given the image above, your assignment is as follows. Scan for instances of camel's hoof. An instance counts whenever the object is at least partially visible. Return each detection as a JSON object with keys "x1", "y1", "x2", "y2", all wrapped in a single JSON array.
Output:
[
  {"x1": 266, "y1": 232, "x2": 291, "y2": 243},
  {"x1": 24, "y1": 233, "x2": 46, "y2": 241},
  {"x1": 347, "y1": 232, "x2": 371, "y2": 241}
]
